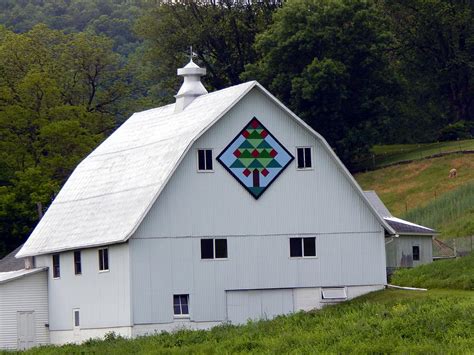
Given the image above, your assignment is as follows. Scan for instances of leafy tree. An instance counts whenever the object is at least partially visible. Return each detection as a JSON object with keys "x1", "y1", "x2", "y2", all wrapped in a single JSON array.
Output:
[
  {"x1": 0, "y1": 25, "x2": 128, "y2": 256},
  {"x1": 384, "y1": 0, "x2": 474, "y2": 136},
  {"x1": 244, "y1": 0, "x2": 401, "y2": 166},
  {"x1": 135, "y1": 0, "x2": 279, "y2": 103}
]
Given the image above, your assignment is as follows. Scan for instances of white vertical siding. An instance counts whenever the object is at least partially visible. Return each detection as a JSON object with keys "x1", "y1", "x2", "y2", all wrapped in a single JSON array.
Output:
[
  {"x1": 130, "y1": 86, "x2": 387, "y2": 325},
  {"x1": 0, "y1": 271, "x2": 49, "y2": 350},
  {"x1": 35, "y1": 243, "x2": 131, "y2": 331},
  {"x1": 387, "y1": 236, "x2": 433, "y2": 268}
]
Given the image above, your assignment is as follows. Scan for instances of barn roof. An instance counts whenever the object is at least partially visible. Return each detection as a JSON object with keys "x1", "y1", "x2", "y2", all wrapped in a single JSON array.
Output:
[
  {"x1": 0, "y1": 268, "x2": 47, "y2": 285},
  {"x1": 0, "y1": 244, "x2": 25, "y2": 272},
  {"x1": 364, "y1": 191, "x2": 436, "y2": 236},
  {"x1": 17, "y1": 81, "x2": 395, "y2": 258}
]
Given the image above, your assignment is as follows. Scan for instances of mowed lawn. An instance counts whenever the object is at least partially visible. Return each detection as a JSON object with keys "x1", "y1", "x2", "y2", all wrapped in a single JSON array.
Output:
[
  {"x1": 21, "y1": 289, "x2": 474, "y2": 354},
  {"x1": 355, "y1": 153, "x2": 474, "y2": 216}
]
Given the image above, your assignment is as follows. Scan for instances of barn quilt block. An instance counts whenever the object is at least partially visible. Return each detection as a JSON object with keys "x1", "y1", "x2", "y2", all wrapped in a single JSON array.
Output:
[{"x1": 217, "y1": 117, "x2": 294, "y2": 199}]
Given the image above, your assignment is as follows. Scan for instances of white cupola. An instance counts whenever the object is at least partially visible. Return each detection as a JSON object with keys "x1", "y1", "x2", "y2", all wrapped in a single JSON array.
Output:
[{"x1": 174, "y1": 59, "x2": 208, "y2": 112}]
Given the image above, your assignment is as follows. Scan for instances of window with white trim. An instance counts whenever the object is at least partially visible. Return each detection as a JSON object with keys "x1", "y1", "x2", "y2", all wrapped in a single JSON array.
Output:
[
  {"x1": 73, "y1": 309, "x2": 80, "y2": 328},
  {"x1": 173, "y1": 294, "x2": 189, "y2": 317},
  {"x1": 52, "y1": 254, "x2": 60, "y2": 278},
  {"x1": 290, "y1": 237, "x2": 316, "y2": 257},
  {"x1": 296, "y1": 147, "x2": 312, "y2": 169},
  {"x1": 321, "y1": 287, "x2": 347, "y2": 300},
  {"x1": 197, "y1": 149, "x2": 213, "y2": 172},
  {"x1": 74, "y1": 250, "x2": 82, "y2": 275},
  {"x1": 98, "y1": 248, "x2": 109, "y2": 271},
  {"x1": 201, "y1": 238, "x2": 227, "y2": 259}
]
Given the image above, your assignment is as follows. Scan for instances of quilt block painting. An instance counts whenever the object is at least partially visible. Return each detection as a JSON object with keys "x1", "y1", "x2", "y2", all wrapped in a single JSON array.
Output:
[{"x1": 217, "y1": 117, "x2": 294, "y2": 199}]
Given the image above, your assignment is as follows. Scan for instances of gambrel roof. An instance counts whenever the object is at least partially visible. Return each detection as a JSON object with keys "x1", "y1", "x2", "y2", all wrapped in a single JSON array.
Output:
[
  {"x1": 18, "y1": 81, "x2": 395, "y2": 257},
  {"x1": 364, "y1": 191, "x2": 436, "y2": 236}
]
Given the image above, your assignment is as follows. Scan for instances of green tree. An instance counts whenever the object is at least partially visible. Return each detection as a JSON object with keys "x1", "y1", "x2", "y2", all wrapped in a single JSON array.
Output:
[
  {"x1": 135, "y1": 0, "x2": 279, "y2": 103},
  {"x1": 244, "y1": 0, "x2": 401, "y2": 166},
  {"x1": 0, "y1": 25, "x2": 128, "y2": 256}
]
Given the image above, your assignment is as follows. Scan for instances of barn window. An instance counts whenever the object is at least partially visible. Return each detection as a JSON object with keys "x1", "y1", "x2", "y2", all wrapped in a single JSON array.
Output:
[
  {"x1": 321, "y1": 287, "x2": 347, "y2": 300},
  {"x1": 73, "y1": 309, "x2": 80, "y2": 328},
  {"x1": 74, "y1": 250, "x2": 82, "y2": 275},
  {"x1": 173, "y1": 294, "x2": 189, "y2": 317},
  {"x1": 197, "y1": 149, "x2": 213, "y2": 172},
  {"x1": 98, "y1": 248, "x2": 109, "y2": 271},
  {"x1": 52, "y1": 254, "x2": 60, "y2": 278},
  {"x1": 412, "y1": 246, "x2": 420, "y2": 261},
  {"x1": 290, "y1": 237, "x2": 316, "y2": 257},
  {"x1": 200, "y1": 238, "x2": 227, "y2": 259},
  {"x1": 296, "y1": 147, "x2": 312, "y2": 169}
]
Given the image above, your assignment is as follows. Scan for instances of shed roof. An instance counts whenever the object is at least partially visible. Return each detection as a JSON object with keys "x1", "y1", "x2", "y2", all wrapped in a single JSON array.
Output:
[
  {"x1": 363, "y1": 191, "x2": 436, "y2": 236},
  {"x1": 0, "y1": 244, "x2": 25, "y2": 272},
  {"x1": 0, "y1": 268, "x2": 47, "y2": 284},
  {"x1": 18, "y1": 81, "x2": 395, "y2": 258}
]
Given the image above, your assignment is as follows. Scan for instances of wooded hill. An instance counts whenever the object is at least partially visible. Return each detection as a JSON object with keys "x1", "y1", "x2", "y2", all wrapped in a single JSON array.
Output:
[{"x1": 1, "y1": 0, "x2": 473, "y2": 257}]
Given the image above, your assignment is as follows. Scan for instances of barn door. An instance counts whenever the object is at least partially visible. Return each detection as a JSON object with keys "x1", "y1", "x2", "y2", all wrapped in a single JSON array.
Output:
[{"x1": 17, "y1": 311, "x2": 36, "y2": 350}]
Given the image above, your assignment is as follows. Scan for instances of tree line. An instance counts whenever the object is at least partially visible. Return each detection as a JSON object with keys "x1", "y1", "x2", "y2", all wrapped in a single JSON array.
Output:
[{"x1": 0, "y1": 0, "x2": 473, "y2": 256}]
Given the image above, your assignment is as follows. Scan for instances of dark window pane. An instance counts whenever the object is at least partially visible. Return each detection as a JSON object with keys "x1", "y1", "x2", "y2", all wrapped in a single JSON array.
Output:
[
  {"x1": 74, "y1": 311, "x2": 80, "y2": 326},
  {"x1": 74, "y1": 251, "x2": 81, "y2": 275},
  {"x1": 297, "y1": 148, "x2": 304, "y2": 169},
  {"x1": 304, "y1": 148, "x2": 312, "y2": 168},
  {"x1": 290, "y1": 238, "x2": 303, "y2": 257},
  {"x1": 181, "y1": 304, "x2": 189, "y2": 315},
  {"x1": 205, "y1": 150, "x2": 213, "y2": 170},
  {"x1": 173, "y1": 295, "x2": 179, "y2": 304},
  {"x1": 52, "y1": 254, "x2": 60, "y2": 278},
  {"x1": 99, "y1": 250, "x2": 104, "y2": 270},
  {"x1": 215, "y1": 239, "x2": 227, "y2": 258},
  {"x1": 303, "y1": 238, "x2": 316, "y2": 257},
  {"x1": 198, "y1": 150, "x2": 205, "y2": 170},
  {"x1": 103, "y1": 249, "x2": 109, "y2": 270},
  {"x1": 413, "y1": 246, "x2": 420, "y2": 261},
  {"x1": 174, "y1": 305, "x2": 181, "y2": 315},
  {"x1": 201, "y1": 239, "x2": 214, "y2": 259}
]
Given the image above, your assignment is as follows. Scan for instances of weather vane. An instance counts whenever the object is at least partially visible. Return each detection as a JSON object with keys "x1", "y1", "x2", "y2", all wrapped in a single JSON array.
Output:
[{"x1": 189, "y1": 46, "x2": 197, "y2": 61}]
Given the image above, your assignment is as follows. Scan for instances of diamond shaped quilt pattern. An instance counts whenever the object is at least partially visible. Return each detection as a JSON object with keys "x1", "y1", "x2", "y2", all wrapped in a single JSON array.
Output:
[{"x1": 217, "y1": 117, "x2": 294, "y2": 199}]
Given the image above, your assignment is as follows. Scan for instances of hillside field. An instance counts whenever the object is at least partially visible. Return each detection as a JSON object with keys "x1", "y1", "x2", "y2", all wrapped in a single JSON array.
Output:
[
  {"x1": 20, "y1": 289, "x2": 474, "y2": 354},
  {"x1": 355, "y1": 153, "x2": 474, "y2": 238}
]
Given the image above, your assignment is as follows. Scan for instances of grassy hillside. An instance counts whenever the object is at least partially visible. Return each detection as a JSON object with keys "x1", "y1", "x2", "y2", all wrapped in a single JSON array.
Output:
[
  {"x1": 392, "y1": 253, "x2": 474, "y2": 290},
  {"x1": 23, "y1": 289, "x2": 474, "y2": 354},
  {"x1": 355, "y1": 139, "x2": 474, "y2": 170},
  {"x1": 355, "y1": 153, "x2": 474, "y2": 237}
]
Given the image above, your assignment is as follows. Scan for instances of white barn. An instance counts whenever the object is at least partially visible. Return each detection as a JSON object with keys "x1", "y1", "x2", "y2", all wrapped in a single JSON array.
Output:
[{"x1": 3, "y1": 60, "x2": 397, "y2": 348}]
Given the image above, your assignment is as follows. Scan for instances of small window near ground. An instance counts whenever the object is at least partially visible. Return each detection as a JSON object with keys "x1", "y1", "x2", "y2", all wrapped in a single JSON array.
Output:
[
  {"x1": 321, "y1": 287, "x2": 347, "y2": 300},
  {"x1": 173, "y1": 294, "x2": 189, "y2": 317},
  {"x1": 296, "y1": 147, "x2": 312, "y2": 169},
  {"x1": 412, "y1": 246, "x2": 420, "y2": 261},
  {"x1": 73, "y1": 309, "x2": 80, "y2": 328},
  {"x1": 52, "y1": 254, "x2": 60, "y2": 278},
  {"x1": 200, "y1": 238, "x2": 228, "y2": 259},
  {"x1": 98, "y1": 248, "x2": 109, "y2": 271},
  {"x1": 74, "y1": 250, "x2": 82, "y2": 275},
  {"x1": 290, "y1": 237, "x2": 316, "y2": 257},
  {"x1": 197, "y1": 149, "x2": 213, "y2": 172}
]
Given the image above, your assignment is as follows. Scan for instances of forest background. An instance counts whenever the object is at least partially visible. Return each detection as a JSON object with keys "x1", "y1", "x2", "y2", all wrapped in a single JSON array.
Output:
[{"x1": 0, "y1": 0, "x2": 473, "y2": 257}]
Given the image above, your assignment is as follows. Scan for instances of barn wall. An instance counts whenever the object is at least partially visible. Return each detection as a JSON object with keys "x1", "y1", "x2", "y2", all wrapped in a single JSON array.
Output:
[
  {"x1": 130, "y1": 86, "x2": 387, "y2": 325},
  {"x1": 0, "y1": 271, "x2": 49, "y2": 350},
  {"x1": 387, "y1": 236, "x2": 433, "y2": 269},
  {"x1": 133, "y1": 87, "x2": 382, "y2": 238},
  {"x1": 35, "y1": 243, "x2": 131, "y2": 332},
  {"x1": 130, "y1": 232, "x2": 386, "y2": 324}
]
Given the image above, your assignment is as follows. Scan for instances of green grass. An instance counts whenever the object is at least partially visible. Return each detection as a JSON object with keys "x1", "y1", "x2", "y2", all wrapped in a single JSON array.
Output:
[
  {"x1": 401, "y1": 182, "x2": 474, "y2": 238},
  {"x1": 392, "y1": 253, "x2": 474, "y2": 290},
  {"x1": 355, "y1": 153, "x2": 474, "y2": 217},
  {"x1": 355, "y1": 139, "x2": 474, "y2": 170},
  {"x1": 21, "y1": 289, "x2": 474, "y2": 354}
]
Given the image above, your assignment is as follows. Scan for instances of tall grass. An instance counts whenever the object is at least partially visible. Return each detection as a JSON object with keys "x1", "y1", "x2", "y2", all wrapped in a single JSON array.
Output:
[
  {"x1": 401, "y1": 182, "x2": 474, "y2": 237},
  {"x1": 391, "y1": 252, "x2": 474, "y2": 290},
  {"x1": 22, "y1": 290, "x2": 474, "y2": 354}
]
